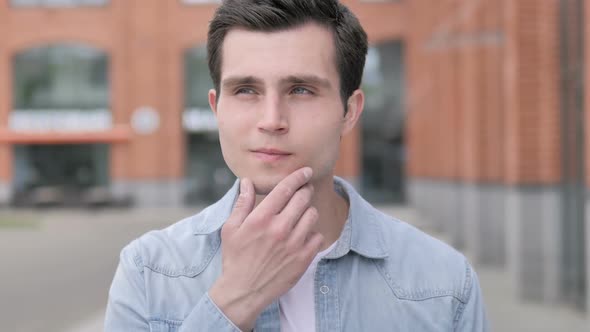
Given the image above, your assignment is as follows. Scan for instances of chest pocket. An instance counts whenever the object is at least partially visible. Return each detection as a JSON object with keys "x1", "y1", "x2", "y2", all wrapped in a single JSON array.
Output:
[{"x1": 149, "y1": 320, "x2": 182, "y2": 332}]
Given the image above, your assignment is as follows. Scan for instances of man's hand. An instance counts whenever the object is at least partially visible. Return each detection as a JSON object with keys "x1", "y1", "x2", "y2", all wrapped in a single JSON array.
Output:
[{"x1": 209, "y1": 167, "x2": 324, "y2": 331}]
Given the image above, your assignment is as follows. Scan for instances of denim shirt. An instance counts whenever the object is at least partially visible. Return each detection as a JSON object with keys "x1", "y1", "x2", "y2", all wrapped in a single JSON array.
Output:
[{"x1": 105, "y1": 177, "x2": 489, "y2": 331}]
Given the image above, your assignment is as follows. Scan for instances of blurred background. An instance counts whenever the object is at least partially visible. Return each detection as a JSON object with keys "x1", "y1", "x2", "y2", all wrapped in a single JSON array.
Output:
[{"x1": 0, "y1": 0, "x2": 588, "y2": 331}]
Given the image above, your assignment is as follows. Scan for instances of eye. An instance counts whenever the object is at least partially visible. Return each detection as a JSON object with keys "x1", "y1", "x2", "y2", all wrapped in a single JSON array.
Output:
[
  {"x1": 235, "y1": 87, "x2": 257, "y2": 95},
  {"x1": 291, "y1": 86, "x2": 313, "y2": 95}
]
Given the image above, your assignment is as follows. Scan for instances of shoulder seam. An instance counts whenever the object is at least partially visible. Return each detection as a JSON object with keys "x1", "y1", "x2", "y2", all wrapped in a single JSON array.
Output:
[
  {"x1": 132, "y1": 233, "x2": 222, "y2": 278},
  {"x1": 453, "y1": 260, "x2": 473, "y2": 327},
  {"x1": 130, "y1": 239, "x2": 145, "y2": 274},
  {"x1": 373, "y1": 259, "x2": 464, "y2": 301}
]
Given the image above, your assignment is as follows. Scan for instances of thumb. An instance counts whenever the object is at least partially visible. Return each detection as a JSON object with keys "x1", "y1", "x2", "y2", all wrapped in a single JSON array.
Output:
[{"x1": 227, "y1": 178, "x2": 255, "y2": 228}]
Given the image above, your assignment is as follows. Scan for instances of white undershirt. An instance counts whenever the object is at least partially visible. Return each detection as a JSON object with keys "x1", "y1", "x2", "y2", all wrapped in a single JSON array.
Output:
[{"x1": 279, "y1": 241, "x2": 337, "y2": 332}]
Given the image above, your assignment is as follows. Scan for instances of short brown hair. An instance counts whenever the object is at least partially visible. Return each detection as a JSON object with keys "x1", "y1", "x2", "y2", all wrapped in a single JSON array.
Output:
[{"x1": 207, "y1": 0, "x2": 368, "y2": 109}]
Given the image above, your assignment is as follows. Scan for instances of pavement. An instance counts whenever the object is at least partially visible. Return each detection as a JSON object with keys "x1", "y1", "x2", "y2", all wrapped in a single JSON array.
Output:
[{"x1": 1, "y1": 205, "x2": 588, "y2": 332}]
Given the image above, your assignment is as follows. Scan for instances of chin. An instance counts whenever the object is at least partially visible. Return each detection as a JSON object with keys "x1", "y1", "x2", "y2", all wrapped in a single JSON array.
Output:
[
  {"x1": 233, "y1": 163, "x2": 314, "y2": 196},
  {"x1": 251, "y1": 177, "x2": 282, "y2": 196},
  {"x1": 248, "y1": 169, "x2": 300, "y2": 195}
]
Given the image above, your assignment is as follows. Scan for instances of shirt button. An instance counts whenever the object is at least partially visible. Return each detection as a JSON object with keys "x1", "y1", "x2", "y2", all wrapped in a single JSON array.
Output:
[{"x1": 320, "y1": 285, "x2": 330, "y2": 294}]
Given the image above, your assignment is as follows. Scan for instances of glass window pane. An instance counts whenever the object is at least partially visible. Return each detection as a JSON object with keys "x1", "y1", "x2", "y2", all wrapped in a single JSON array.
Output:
[
  {"x1": 185, "y1": 46, "x2": 213, "y2": 108},
  {"x1": 13, "y1": 44, "x2": 109, "y2": 110},
  {"x1": 361, "y1": 41, "x2": 406, "y2": 203},
  {"x1": 184, "y1": 45, "x2": 233, "y2": 204}
]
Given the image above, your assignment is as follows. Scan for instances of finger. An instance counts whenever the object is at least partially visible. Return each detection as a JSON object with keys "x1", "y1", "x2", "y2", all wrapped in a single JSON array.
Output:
[
  {"x1": 226, "y1": 178, "x2": 255, "y2": 228},
  {"x1": 279, "y1": 184, "x2": 313, "y2": 230},
  {"x1": 256, "y1": 167, "x2": 312, "y2": 216},
  {"x1": 286, "y1": 206, "x2": 319, "y2": 249},
  {"x1": 299, "y1": 231, "x2": 324, "y2": 263}
]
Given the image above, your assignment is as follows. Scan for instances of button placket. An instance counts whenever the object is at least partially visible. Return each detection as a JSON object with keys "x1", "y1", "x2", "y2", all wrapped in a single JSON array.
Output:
[{"x1": 315, "y1": 259, "x2": 340, "y2": 332}]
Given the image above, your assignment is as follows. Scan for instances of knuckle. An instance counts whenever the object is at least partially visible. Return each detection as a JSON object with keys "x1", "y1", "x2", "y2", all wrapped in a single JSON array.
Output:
[
  {"x1": 233, "y1": 194, "x2": 247, "y2": 209},
  {"x1": 284, "y1": 239, "x2": 298, "y2": 253},
  {"x1": 306, "y1": 206, "x2": 318, "y2": 220},
  {"x1": 314, "y1": 234, "x2": 325, "y2": 250},
  {"x1": 278, "y1": 185, "x2": 293, "y2": 200},
  {"x1": 269, "y1": 223, "x2": 289, "y2": 242},
  {"x1": 248, "y1": 215, "x2": 266, "y2": 230}
]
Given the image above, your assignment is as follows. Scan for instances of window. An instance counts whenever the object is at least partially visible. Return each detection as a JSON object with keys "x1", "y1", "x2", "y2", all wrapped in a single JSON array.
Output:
[
  {"x1": 12, "y1": 44, "x2": 111, "y2": 132},
  {"x1": 183, "y1": 45, "x2": 233, "y2": 204},
  {"x1": 361, "y1": 41, "x2": 406, "y2": 203},
  {"x1": 184, "y1": 46, "x2": 216, "y2": 133}
]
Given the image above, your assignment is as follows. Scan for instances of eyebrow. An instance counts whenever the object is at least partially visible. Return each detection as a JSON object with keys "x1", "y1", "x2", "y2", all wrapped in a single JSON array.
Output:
[
  {"x1": 280, "y1": 75, "x2": 332, "y2": 89},
  {"x1": 221, "y1": 74, "x2": 333, "y2": 90},
  {"x1": 221, "y1": 76, "x2": 263, "y2": 89}
]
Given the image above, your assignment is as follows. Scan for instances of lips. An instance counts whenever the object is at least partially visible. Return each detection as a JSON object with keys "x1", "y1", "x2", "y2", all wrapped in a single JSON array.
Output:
[
  {"x1": 254, "y1": 148, "x2": 291, "y2": 155},
  {"x1": 251, "y1": 148, "x2": 292, "y2": 162}
]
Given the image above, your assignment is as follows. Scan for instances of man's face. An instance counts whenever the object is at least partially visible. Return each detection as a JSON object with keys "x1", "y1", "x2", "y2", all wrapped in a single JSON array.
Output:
[{"x1": 209, "y1": 23, "x2": 363, "y2": 195}]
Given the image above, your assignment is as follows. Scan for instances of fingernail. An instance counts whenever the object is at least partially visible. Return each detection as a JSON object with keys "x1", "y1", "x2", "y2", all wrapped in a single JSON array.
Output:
[{"x1": 303, "y1": 167, "x2": 312, "y2": 180}]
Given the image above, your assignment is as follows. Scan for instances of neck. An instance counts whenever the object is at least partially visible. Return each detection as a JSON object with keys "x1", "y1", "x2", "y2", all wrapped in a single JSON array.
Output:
[{"x1": 255, "y1": 175, "x2": 349, "y2": 251}]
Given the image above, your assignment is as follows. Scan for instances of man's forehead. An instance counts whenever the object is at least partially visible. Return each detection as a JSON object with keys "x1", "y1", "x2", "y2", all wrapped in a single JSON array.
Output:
[
  {"x1": 219, "y1": 23, "x2": 339, "y2": 82},
  {"x1": 223, "y1": 21, "x2": 333, "y2": 41}
]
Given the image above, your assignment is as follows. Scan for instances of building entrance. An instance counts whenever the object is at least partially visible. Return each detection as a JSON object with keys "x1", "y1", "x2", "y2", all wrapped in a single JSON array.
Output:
[{"x1": 12, "y1": 144, "x2": 109, "y2": 206}]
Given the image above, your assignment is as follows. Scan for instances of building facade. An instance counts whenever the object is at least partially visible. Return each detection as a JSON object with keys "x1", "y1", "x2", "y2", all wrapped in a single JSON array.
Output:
[
  {"x1": 0, "y1": 0, "x2": 408, "y2": 206},
  {"x1": 406, "y1": 0, "x2": 589, "y2": 313}
]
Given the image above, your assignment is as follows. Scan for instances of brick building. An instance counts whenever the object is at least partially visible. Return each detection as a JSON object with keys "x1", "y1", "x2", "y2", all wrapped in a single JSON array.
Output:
[
  {"x1": 0, "y1": 0, "x2": 407, "y2": 206},
  {"x1": 406, "y1": 0, "x2": 588, "y2": 313}
]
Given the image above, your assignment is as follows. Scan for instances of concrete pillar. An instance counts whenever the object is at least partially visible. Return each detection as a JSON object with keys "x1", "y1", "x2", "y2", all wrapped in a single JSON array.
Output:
[
  {"x1": 0, "y1": 180, "x2": 10, "y2": 206},
  {"x1": 460, "y1": 183, "x2": 505, "y2": 266},
  {"x1": 586, "y1": 195, "x2": 590, "y2": 315},
  {"x1": 503, "y1": 0, "x2": 562, "y2": 303},
  {"x1": 407, "y1": 178, "x2": 463, "y2": 249},
  {"x1": 505, "y1": 186, "x2": 562, "y2": 303}
]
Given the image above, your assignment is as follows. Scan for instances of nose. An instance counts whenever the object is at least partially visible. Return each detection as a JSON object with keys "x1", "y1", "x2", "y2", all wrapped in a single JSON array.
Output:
[{"x1": 257, "y1": 95, "x2": 289, "y2": 135}]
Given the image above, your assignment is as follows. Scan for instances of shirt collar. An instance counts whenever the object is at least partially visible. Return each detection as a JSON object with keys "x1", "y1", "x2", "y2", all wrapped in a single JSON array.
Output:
[
  {"x1": 324, "y1": 178, "x2": 389, "y2": 260},
  {"x1": 192, "y1": 177, "x2": 389, "y2": 260}
]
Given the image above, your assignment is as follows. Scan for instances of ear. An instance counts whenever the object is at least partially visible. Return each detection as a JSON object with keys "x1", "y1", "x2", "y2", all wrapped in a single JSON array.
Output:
[
  {"x1": 341, "y1": 89, "x2": 365, "y2": 135},
  {"x1": 208, "y1": 89, "x2": 218, "y2": 116}
]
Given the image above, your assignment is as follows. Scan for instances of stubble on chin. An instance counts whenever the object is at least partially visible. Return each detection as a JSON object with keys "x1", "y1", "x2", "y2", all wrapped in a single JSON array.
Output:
[{"x1": 251, "y1": 180, "x2": 279, "y2": 196}]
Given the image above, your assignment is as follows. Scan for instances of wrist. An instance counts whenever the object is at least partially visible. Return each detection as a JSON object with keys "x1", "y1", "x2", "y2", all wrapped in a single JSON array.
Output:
[{"x1": 209, "y1": 277, "x2": 265, "y2": 331}]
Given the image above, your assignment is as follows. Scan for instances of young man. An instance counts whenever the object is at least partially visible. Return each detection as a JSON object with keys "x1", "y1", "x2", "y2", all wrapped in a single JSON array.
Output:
[{"x1": 105, "y1": 0, "x2": 489, "y2": 331}]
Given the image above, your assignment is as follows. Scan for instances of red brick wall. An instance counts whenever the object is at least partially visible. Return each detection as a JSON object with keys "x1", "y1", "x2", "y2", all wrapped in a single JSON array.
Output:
[
  {"x1": 407, "y1": 0, "x2": 561, "y2": 185},
  {"x1": 503, "y1": 0, "x2": 561, "y2": 185}
]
